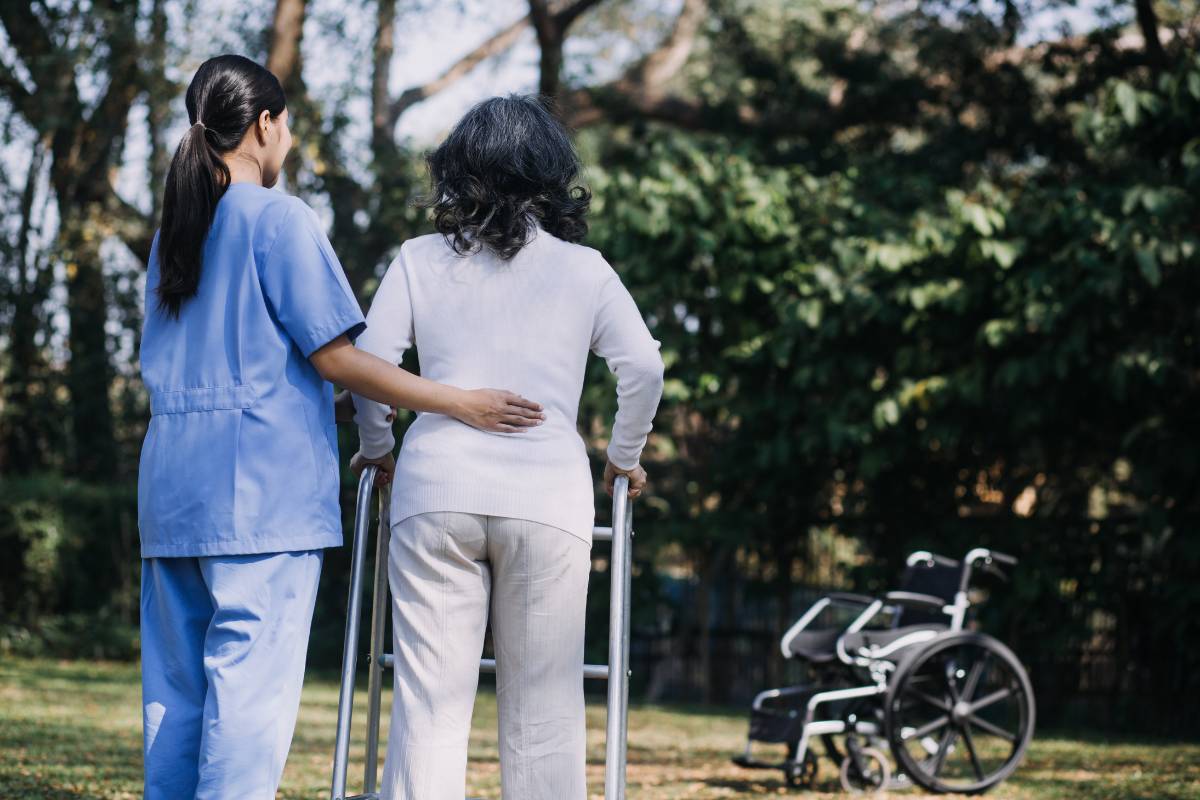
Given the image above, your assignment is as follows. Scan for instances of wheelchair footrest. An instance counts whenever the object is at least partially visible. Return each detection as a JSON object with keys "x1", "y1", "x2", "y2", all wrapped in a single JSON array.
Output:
[{"x1": 731, "y1": 753, "x2": 788, "y2": 771}]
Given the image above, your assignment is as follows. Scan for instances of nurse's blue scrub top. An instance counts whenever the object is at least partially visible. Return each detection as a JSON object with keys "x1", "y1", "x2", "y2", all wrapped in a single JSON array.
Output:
[{"x1": 138, "y1": 183, "x2": 366, "y2": 558}]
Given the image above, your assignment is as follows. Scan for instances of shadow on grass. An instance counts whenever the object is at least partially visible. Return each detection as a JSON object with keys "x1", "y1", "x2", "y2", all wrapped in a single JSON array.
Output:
[{"x1": 0, "y1": 716, "x2": 142, "y2": 799}]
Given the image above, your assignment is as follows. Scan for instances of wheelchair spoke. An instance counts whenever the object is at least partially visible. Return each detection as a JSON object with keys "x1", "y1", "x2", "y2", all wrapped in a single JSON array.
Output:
[
  {"x1": 912, "y1": 689, "x2": 952, "y2": 713},
  {"x1": 907, "y1": 714, "x2": 951, "y2": 740},
  {"x1": 962, "y1": 655, "x2": 989, "y2": 702},
  {"x1": 961, "y1": 723, "x2": 985, "y2": 780},
  {"x1": 930, "y1": 727, "x2": 958, "y2": 776},
  {"x1": 968, "y1": 713, "x2": 1017, "y2": 743},
  {"x1": 970, "y1": 686, "x2": 1014, "y2": 713}
]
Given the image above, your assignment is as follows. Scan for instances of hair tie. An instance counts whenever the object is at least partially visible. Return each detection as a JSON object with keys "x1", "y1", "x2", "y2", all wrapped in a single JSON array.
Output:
[{"x1": 192, "y1": 120, "x2": 206, "y2": 130}]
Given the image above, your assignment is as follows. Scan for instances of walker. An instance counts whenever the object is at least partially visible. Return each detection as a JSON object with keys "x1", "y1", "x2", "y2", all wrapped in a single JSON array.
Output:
[{"x1": 330, "y1": 466, "x2": 635, "y2": 800}]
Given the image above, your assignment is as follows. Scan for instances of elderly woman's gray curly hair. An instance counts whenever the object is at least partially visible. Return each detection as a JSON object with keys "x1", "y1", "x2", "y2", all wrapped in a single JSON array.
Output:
[{"x1": 422, "y1": 94, "x2": 591, "y2": 260}]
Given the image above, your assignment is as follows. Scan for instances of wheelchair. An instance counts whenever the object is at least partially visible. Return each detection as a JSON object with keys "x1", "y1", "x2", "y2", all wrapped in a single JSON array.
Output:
[{"x1": 732, "y1": 548, "x2": 1035, "y2": 794}]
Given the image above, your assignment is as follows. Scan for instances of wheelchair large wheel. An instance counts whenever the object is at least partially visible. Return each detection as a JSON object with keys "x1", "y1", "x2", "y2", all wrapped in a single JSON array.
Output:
[{"x1": 884, "y1": 632, "x2": 1035, "y2": 794}]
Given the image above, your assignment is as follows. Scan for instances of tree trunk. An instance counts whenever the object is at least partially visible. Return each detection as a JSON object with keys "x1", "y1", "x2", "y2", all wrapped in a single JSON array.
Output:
[
  {"x1": 372, "y1": 0, "x2": 397, "y2": 156},
  {"x1": 1, "y1": 1, "x2": 143, "y2": 479},
  {"x1": 60, "y1": 200, "x2": 117, "y2": 478},
  {"x1": 2, "y1": 143, "x2": 48, "y2": 473},
  {"x1": 1134, "y1": 0, "x2": 1166, "y2": 70},
  {"x1": 268, "y1": 0, "x2": 308, "y2": 187},
  {"x1": 267, "y1": 0, "x2": 306, "y2": 82},
  {"x1": 537, "y1": 27, "x2": 564, "y2": 100},
  {"x1": 147, "y1": 0, "x2": 171, "y2": 220}
]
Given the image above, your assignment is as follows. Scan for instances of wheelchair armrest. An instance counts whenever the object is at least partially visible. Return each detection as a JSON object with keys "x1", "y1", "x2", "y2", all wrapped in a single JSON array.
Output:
[
  {"x1": 751, "y1": 685, "x2": 813, "y2": 711},
  {"x1": 884, "y1": 591, "x2": 947, "y2": 610},
  {"x1": 827, "y1": 592, "x2": 876, "y2": 606},
  {"x1": 779, "y1": 593, "x2": 881, "y2": 658}
]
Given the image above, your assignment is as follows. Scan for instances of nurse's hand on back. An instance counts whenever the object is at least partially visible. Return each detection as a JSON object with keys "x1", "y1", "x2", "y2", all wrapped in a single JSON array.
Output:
[
  {"x1": 316, "y1": 334, "x2": 546, "y2": 487},
  {"x1": 309, "y1": 334, "x2": 545, "y2": 434}
]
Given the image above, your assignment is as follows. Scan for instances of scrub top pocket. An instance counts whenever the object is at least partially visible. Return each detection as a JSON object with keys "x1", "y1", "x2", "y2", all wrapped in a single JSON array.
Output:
[{"x1": 140, "y1": 385, "x2": 257, "y2": 551}]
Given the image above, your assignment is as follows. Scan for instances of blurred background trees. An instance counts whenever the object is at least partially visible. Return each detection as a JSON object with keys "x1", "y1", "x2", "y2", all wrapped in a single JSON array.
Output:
[{"x1": 1, "y1": 0, "x2": 1197, "y2": 733}]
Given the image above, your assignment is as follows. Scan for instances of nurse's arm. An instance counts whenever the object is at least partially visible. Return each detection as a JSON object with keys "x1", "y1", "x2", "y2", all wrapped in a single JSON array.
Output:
[{"x1": 309, "y1": 335, "x2": 545, "y2": 434}]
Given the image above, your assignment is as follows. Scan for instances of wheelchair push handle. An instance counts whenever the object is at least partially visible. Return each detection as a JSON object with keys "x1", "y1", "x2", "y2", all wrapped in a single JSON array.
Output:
[
  {"x1": 964, "y1": 547, "x2": 1018, "y2": 569},
  {"x1": 978, "y1": 550, "x2": 1016, "y2": 576},
  {"x1": 958, "y1": 548, "x2": 1018, "y2": 593}
]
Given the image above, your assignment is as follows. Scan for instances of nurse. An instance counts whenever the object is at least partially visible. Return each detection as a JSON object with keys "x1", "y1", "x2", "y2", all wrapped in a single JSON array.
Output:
[{"x1": 137, "y1": 54, "x2": 544, "y2": 800}]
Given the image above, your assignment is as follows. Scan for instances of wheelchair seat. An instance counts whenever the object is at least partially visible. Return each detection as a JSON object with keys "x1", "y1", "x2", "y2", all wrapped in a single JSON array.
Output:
[
  {"x1": 780, "y1": 552, "x2": 964, "y2": 667},
  {"x1": 785, "y1": 627, "x2": 842, "y2": 663},
  {"x1": 840, "y1": 624, "x2": 947, "y2": 661}
]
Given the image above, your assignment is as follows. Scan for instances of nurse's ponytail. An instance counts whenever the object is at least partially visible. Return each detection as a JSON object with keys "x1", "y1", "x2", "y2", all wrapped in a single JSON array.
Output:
[{"x1": 157, "y1": 55, "x2": 286, "y2": 317}]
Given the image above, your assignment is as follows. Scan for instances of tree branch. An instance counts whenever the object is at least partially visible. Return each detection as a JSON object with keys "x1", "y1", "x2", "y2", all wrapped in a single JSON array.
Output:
[
  {"x1": 0, "y1": 4, "x2": 64, "y2": 96},
  {"x1": 564, "y1": 0, "x2": 707, "y2": 127},
  {"x1": 555, "y1": 0, "x2": 608, "y2": 30},
  {"x1": 0, "y1": 3, "x2": 80, "y2": 128},
  {"x1": 79, "y1": 4, "x2": 142, "y2": 187},
  {"x1": 625, "y1": 0, "x2": 705, "y2": 93},
  {"x1": 530, "y1": 0, "x2": 610, "y2": 98},
  {"x1": 0, "y1": 59, "x2": 36, "y2": 122},
  {"x1": 389, "y1": 13, "x2": 531, "y2": 126}
]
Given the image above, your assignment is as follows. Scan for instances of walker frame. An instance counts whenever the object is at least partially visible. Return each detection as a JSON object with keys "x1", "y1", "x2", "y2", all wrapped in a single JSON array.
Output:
[{"x1": 329, "y1": 466, "x2": 635, "y2": 800}]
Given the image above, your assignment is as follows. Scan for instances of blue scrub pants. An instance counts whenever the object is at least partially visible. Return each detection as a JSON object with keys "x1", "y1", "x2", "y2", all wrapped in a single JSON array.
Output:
[{"x1": 140, "y1": 550, "x2": 323, "y2": 800}]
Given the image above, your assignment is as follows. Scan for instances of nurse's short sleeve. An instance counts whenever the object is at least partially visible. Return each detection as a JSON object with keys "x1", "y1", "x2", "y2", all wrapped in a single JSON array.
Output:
[{"x1": 259, "y1": 201, "x2": 366, "y2": 358}]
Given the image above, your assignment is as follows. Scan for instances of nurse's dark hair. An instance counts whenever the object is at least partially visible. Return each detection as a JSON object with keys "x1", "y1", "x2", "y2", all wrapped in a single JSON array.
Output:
[
  {"x1": 423, "y1": 94, "x2": 590, "y2": 260},
  {"x1": 156, "y1": 54, "x2": 286, "y2": 317}
]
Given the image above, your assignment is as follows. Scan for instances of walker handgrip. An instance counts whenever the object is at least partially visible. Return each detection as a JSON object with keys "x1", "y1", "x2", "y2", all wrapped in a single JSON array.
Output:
[{"x1": 989, "y1": 551, "x2": 1018, "y2": 566}]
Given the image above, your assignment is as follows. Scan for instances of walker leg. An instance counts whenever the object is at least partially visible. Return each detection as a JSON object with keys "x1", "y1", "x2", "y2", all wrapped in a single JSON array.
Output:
[
  {"x1": 331, "y1": 465, "x2": 378, "y2": 800},
  {"x1": 604, "y1": 475, "x2": 633, "y2": 800},
  {"x1": 363, "y1": 489, "x2": 391, "y2": 794}
]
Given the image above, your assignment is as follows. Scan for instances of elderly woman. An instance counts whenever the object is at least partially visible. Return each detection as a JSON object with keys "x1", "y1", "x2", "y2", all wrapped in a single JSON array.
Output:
[{"x1": 351, "y1": 94, "x2": 664, "y2": 800}]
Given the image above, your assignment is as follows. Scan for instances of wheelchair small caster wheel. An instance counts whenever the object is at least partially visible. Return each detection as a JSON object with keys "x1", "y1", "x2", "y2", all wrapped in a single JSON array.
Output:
[
  {"x1": 839, "y1": 746, "x2": 891, "y2": 794},
  {"x1": 783, "y1": 748, "x2": 819, "y2": 788}
]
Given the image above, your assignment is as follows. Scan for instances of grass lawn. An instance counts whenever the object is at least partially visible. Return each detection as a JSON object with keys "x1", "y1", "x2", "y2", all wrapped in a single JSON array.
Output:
[{"x1": 1, "y1": 657, "x2": 1197, "y2": 799}]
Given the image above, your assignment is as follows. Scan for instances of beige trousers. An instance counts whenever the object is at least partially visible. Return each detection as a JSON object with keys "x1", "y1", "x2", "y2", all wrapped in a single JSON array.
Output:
[{"x1": 379, "y1": 511, "x2": 592, "y2": 800}]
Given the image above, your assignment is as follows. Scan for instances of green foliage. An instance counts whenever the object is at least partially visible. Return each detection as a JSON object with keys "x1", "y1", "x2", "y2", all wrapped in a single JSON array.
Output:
[
  {"x1": 579, "y1": 39, "x2": 1200, "y2": 724},
  {"x1": 0, "y1": 476, "x2": 139, "y2": 657}
]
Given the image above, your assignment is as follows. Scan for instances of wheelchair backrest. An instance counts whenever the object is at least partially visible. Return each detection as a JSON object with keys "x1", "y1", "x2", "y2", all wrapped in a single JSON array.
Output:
[{"x1": 895, "y1": 554, "x2": 963, "y2": 627}]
